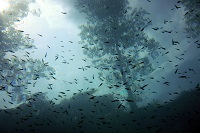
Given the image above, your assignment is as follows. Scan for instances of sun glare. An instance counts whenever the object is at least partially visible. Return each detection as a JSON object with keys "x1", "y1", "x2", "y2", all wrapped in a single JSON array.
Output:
[{"x1": 0, "y1": 0, "x2": 10, "y2": 12}]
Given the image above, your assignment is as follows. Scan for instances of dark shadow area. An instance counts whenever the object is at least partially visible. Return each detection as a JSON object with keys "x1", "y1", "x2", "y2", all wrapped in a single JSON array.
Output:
[{"x1": 0, "y1": 89, "x2": 200, "y2": 133}]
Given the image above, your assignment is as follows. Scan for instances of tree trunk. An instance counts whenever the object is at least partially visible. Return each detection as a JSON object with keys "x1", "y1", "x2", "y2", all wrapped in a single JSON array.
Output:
[{"x1": 115, "y1": 44, "x2": 137, "y2": 111}]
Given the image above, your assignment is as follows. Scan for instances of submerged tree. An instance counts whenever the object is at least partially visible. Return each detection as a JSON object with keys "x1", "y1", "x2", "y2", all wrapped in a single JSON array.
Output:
[
  {"x1": 0, "y1": 0, "x2": 55, "y2": 102},
  {"x1": 181, "y1": 0, "x2": 200, "y2": 38},
  {"x1": 75, "y1": 0, "x2": 159, "y2": 111}
]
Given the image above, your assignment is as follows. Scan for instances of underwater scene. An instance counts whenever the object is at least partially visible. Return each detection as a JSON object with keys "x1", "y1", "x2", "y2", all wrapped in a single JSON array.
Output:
[{"x1": 0, "y1": 0, "x2": 200, "y2": 132}]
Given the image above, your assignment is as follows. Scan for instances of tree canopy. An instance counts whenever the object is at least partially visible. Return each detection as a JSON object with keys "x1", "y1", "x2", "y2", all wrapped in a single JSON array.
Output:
[
  {"x1": 0, "y1": 0, "x2": 55, "y2": 101},
  {"x1": 181, "y1": 0, "x2": 200, "y2": 38},
  {"x1": 75, "y1": 0, "x2": 159, "y2": 111}
]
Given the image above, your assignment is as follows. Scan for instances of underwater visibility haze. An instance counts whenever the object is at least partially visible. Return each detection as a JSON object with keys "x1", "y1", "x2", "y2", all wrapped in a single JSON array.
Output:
[{"x1": 0, "y1": 0, "x2": 200, "y2": 132}]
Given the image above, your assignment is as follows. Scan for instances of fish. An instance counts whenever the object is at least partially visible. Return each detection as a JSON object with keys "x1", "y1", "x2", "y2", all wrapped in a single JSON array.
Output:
[
  {"x1": 163, "y1": 82, "x2": 170, "y2": 86},
  {"x1": 59, "y1": 92, "x2": 65, "y2": 94},
  {"x1": 58, "y1": 94, "x2": 63, "y2": 98},
  {"x1": 118, "y1": 103, "x2": 122, "y2": 109},
  {"x1": 0, "y1": 86, "x2": 5, "y2": 91},
  {"x1": 149, "y1": 77, "x2": 154, "y2": 79},
  {"x1": 123, "y1": 82, "x2": 127, "y2": 85},
  {"x1": 162, "y1": 30, "x2": 172, "y2": 33},
  {"x1": 140, "y1": 27, "x2": 145, "y2": 31},
  {"x1": 61, "y1": 12, "x2": 67, "y2": 14},
  {"x1": 152, "y1": 27, "x2": 159, "y2": 30},
  {"x1": 37, "y1": 34, "x2": 43, "y2": 37},
  {"x1": 174, "y1": 4, "x2": 181, "y2": 9},
  {"x1": 175, "y1": 68, "x2": 178, "y2": 74},
  {"x1": 162, "y1": 51, "x2": 169, "y2": 56},
  {"x1": 33, "y1": 82, "x2": 37, "y2": 87},
  {"x1": 114, "y1": 84, "x2": 120, "y2": 87},
  {"x1": 8, "y1": 101, "x2": 14, "y2": 104},
  {"x1": 51, "y1": 76, "x2": 56, "y2": 80},
  {"x1": 111, "y1": 100, "x2": 119, "y2": 102},
  {"x1": 124, "y1": 10, "x2": 127, "y2": 14},
  {"x1": 126, "y1": 99, "x2": 134, "y2": 102},
  {"x1": 98, "y1": 83, "x2": 103, "y2": 87},
  {"x1": 164, "y1": 19, "x2": 168, "y2": 24},
  {"x1": 140, "y1": 84, "x2": 148, "y2": 90},
  {"x1": 18, "y1": 30, "x2": 24, "y2": 32},
  {"x1": 78, "y1": 120, "x2": 84, "y2": 125},
  {"x1": 172, "y1": 39, "x2": 180, "y2": 45},
  {"x1": 90, "y1": 96, "x2": 95, "y2": 99},
  {"x1": 184, "y1": 11, "x2": 189, "y2": 16},
  {"x1": 179, "y1": 76, "x2": 188, "y2": 79}
]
